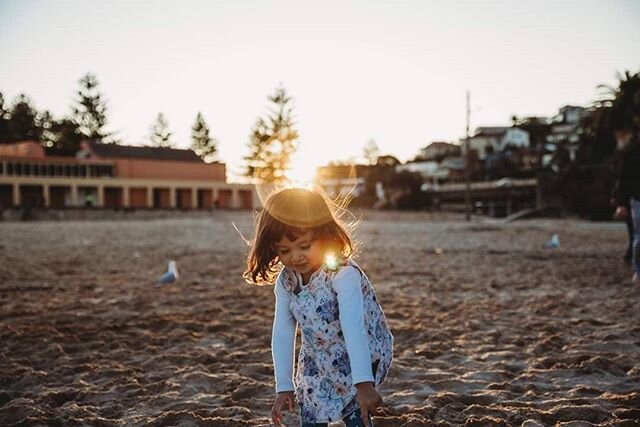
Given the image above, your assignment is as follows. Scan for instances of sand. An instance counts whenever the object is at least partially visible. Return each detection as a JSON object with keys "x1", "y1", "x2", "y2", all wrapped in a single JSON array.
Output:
[{"x1": 1, "y1": 211, "x2": 639, "y2": 426}]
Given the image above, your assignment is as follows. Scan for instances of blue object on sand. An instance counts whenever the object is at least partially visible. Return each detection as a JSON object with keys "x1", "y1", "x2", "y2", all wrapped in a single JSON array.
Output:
[
  {"x1": 158, "y1": 260, "x2": 179, "y2": 285},
  {"x1": 544, "y1": 233, "x2": 560, "y2": 249}
]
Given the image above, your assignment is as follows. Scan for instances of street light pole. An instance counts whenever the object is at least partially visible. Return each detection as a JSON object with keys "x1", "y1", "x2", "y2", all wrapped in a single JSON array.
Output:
[{"x1": 464, "y1": 91, "x2": 471, "y2": 221}]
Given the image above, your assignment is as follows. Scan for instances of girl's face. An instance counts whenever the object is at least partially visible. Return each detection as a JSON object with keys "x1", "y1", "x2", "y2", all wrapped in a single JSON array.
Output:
[{"x1": 275, "y1": 230, "x2": 325, "y2": 283}]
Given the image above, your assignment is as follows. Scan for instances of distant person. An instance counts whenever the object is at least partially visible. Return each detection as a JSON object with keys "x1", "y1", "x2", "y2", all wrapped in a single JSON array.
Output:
[
  {"x1": 613, "y1": 131, "x2": 640, "y2": 284},
  {"x1": 612, "y1": 146, "x2": 634, "y2": 264},
  {"x1": 244, "y1": 188, "x2": 393, "y2": 427},
  {"x1": 611, "y1": 190, "x2": 634, "y2": 264}
]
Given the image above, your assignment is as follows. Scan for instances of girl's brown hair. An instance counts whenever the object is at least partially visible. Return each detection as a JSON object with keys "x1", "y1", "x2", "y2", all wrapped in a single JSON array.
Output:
[{"x1": 244, "y1": 187, "x2": 355, "y2": 285}]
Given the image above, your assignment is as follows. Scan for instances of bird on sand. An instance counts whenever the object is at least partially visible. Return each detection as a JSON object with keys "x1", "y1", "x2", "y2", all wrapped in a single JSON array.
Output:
[
  {"x1": 544, "y1": 233, "x2": 560, "y2": 249},
  {"x1": 157, "y1": 260, "x2": 179, "y2": 286}
]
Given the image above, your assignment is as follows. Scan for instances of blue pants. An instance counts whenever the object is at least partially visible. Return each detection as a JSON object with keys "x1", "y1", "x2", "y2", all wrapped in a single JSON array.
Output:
[
  {"x1": 631, "y1": 198, "x2": 640, "y2": 274},
  {"x1": 300, "y1": 408, "x2": 373, "y2": 427}
]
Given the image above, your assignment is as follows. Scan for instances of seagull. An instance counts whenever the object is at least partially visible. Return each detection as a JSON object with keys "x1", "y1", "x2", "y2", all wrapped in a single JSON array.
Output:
[
  {"x1": 157, "y1": 260, "x2": 179, "y2": 286},
  {"x1": 544, "y1": 233, "x2": 560, "y2": 249}
]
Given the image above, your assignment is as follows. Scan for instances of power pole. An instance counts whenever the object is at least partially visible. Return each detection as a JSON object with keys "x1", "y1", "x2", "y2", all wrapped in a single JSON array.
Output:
[{"x1": 464, "y1": 91, "x2": 471, "y2": 221}]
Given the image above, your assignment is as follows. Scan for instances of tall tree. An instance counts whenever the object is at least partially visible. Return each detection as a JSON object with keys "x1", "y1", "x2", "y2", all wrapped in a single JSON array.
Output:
[
  {"x1": 71, "y1": 72, "x2": 111, "y2": 141},
  {"x1": 149, "y1": 113, "x2": 173, "y2": 147},
  {"x1": 244, "y1": 85, "x2": 299, "y2": 183},
  {"x1": 0, "y1": 91, "x2": 83, "y2": 155},
  {"x1": 191, "y1": 112, "x2": 218, "y2": 162},
  {"x1": 602, "y1": 70, "x2": 640, "y2": 133},
  {"x1": 6, "y1": 94, "x2": 43, "y2": 142},
  {"x1": 44, "y1": 117, "x2": 84, "y2": 156},
  {"x1": 37, "y1": 110, "x2": 55, "y2": 147},
  {"x1": 0, "y1": 92, "x2": 10, "y2": 143},
  {"x1": 363, "y1": 138, "x2": 380, "y2": 165},
  {"x1": 581, "y1": 70, "x2": 640, "y2": 162}
]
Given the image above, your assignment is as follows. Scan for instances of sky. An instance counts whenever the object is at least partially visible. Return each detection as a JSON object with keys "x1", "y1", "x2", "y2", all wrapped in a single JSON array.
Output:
[{"x1": 1, "y1": 0, "x2": 639, "y2": 181}]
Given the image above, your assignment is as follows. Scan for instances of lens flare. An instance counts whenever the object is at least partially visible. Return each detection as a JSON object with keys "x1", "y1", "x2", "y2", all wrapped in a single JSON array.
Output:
[
  {"x1": 324, "y1": 253, "x2": 339, "y2": 271},
  {"x1": 254, "y1": 151, "x2": 321, "y2": 214},
  {"x1": 285, "y1": 150, "x2": 320, "y2": 188}
]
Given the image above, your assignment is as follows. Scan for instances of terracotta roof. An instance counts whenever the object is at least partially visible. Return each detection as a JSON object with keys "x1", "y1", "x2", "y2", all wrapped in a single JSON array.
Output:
[{"x1": 86, "y1": 140, "x2": 202, "y2": 162}]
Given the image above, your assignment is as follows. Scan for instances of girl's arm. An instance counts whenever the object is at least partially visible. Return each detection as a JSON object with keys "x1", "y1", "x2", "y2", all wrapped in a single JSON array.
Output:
[
  {"x1": 334, "y1": 267, "x2": 382, "y2": 425},
  {"x1": 272, "y1": 276, "x2": 297, "y2": 393},
  {"x1": 332, "y1": 266, "x2": 374, "y2": 384}
]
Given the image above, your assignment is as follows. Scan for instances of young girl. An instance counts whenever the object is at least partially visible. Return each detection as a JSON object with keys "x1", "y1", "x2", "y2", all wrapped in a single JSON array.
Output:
[{"x1": 244, "y1": 188, "x2": 393, "y2": 427}]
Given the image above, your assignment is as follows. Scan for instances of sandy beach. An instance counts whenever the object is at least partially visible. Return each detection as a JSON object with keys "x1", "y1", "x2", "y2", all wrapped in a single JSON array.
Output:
[{"x1": 1, "y1": 211, "x2": 639, "y2": 426}]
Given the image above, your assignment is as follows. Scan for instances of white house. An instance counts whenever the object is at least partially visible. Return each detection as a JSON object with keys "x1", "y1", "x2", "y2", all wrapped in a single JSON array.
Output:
[
  {"x1": 417, "y1": 141, "x2": 461, "y2": 161},
  {"x1": 496, "y1": 127, "x2": 530, "y2": 151},
  {"x1": 463, "y1": 127, "x2": 530, "y2": 159},
  {"x1": 464, "y1": 127, "x2": 506, "y2": 159},
  {"x1": 552, "y1": 105, "x2": 585, "y2": 125},
  {"x1": 546, "y1": 105, "x2": 586, "y2": 162}
]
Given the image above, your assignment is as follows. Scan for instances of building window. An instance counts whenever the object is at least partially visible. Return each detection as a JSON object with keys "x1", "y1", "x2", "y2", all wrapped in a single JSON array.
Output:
[
  {"x1": 102, "y1": 165, "x2": 113, "y2": 177},
  {"x1": 0, "y1": 162, "x2": 4, "y2": 175},
  {"x1": 39, "y1": 164, "x2": 47, "y2": 176}
]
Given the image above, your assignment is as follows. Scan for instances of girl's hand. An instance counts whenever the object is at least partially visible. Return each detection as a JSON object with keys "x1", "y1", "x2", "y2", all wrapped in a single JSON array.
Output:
[
  {"x1": 271, "y1": 391, "x2": 295, "y2": 425},
  {"x1": 355, "y1": 382, "x2": 383, "y2": 426}
]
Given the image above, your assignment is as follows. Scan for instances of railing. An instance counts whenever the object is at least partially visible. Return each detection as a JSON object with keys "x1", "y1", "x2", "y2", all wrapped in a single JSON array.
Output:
[{"x1": 0, "y1": 160, "x2": 115, "y2": 178}]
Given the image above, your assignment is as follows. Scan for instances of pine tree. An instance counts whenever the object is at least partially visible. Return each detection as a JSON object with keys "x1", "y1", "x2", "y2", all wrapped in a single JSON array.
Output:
[
  {"x1": 7, "y1": 94, "x2": 43, "y2": 142},
  {"x1": 0, "y1": 92, "x2": 10, "y2": 143},
  {"x1": 71, "y1": 72, "x2": 112, "y2": 141},
  {"x1": 37, "y1": 110, "x2": 55, "y2": 147},
  {"x1": 244, "y1": 86, "x2": 299, "y2": 184},
  {"x1": 149, "y1": 113, "x2": 173, "y2": 147},
  {"x1": 44, "y1": 117, "x2": 84, "y2": 156},
  {"x1": 191, "y1": 112, "x2": 218, "y2": 162}
]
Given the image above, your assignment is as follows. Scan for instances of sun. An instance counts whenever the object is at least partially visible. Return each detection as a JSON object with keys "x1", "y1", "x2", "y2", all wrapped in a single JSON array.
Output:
[{"x1": 286, "y1": 151, "x2": 322, "y2": 187}]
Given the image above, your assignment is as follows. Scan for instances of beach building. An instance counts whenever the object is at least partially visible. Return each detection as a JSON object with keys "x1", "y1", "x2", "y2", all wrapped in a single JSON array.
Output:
[
  {"x1": 0, "y1": 140, "x2": 258, "y2": 209},
  {"x1": 464, "y1": 127, "x2": 530, "y2": 159},
  {"x1": 417, "y1": 141, "x2": 461, "y2": 161},
  {"x1": 545, "y1": 105, "x2": 586, "y2": 163}
]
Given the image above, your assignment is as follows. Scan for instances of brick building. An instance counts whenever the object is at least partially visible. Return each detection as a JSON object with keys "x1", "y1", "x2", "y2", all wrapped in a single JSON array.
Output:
[{"x1": 0, "y1": 140, "x2": 257, "y2": 209}]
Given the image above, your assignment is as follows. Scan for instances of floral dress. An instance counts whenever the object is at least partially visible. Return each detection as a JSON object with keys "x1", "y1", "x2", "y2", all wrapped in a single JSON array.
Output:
[{"x1": 278, "y1": 259, "x2": 394, "y2": 423}]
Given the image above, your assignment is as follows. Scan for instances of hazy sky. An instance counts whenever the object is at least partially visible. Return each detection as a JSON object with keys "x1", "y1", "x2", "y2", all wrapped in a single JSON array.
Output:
[{"x1": 1, "y1": 0, "x2": 639, "y2": 181}]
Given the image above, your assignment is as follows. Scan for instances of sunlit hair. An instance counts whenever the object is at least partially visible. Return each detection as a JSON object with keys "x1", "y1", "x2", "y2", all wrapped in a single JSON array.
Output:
[{"x1": 244, "y1": 187, "x2": 355, "y2": 286}]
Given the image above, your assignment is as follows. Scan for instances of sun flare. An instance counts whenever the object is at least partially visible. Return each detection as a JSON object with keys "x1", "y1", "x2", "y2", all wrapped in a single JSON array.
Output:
[
  {"x1": 285, "y1": 151, "x2": 322, "y2": 187},
  {"x1": 324, "y1": 253, "x2": 339, "y2": 271}
]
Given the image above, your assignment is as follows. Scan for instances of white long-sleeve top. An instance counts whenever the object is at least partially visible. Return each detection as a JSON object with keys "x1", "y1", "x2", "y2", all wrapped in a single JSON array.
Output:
[{"x1": 271, "y1": 266, "x2": 374, "y2": 392}]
